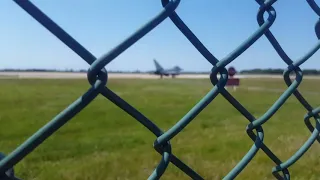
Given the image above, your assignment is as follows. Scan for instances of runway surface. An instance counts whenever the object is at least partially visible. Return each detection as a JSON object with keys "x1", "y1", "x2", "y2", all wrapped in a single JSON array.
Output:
[
  {"x1": 1, "y1": 72, "x2": 320, "y2": 79},
  {"x1": 1, "y1": 72, "x2": 319, "y2": 96}
]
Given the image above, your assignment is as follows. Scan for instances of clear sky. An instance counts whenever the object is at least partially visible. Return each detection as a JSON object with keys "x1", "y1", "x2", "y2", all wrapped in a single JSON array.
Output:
[{"x1": 0, "y1": 0, "x2": 319, "y2": 72}]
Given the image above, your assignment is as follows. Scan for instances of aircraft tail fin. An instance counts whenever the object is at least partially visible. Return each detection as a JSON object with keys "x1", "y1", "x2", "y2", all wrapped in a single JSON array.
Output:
[{"x1": 153, "y1": 59, "x2": 163, "y2": 71}]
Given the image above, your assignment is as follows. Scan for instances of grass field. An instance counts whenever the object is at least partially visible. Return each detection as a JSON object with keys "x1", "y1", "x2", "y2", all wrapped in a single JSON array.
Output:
[{"x1": 0, "y1": 77, "x2": 320, "y2": 180}]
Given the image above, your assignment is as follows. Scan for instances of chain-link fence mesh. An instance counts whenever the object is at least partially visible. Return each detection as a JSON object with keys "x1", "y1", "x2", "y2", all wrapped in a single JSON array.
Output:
[{"x1": 1, "y1": 0, "x2": 320, "y2": 179}]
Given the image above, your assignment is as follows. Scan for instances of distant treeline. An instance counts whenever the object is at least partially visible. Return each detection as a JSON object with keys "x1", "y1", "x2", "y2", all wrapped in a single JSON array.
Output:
[
  {"x1": 0, "y1": 68, "x2": 211, "y2": 74},
  {"x1": 240, "y1": 68, "x2": 320, "y2": 75},
  {"x1": 1, "y1": 68, "x2": 320, "y2": 75},
  {"x1": 0, "y1": 68, "x2": 86, "y2": 72}
]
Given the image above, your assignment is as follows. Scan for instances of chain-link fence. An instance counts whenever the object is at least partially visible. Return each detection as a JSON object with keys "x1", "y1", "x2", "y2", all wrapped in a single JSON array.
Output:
[{"x1": 1, "y1": 0, "x2": 320, "y2": 179}]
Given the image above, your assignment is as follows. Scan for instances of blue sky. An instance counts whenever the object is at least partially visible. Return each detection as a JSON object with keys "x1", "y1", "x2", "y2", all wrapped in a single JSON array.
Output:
[{"x1": 0, "y1": 0, "x2": 319, "y2": 72}]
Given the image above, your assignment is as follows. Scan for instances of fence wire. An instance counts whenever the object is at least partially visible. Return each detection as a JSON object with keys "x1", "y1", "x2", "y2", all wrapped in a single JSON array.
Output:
[{"x1": 1, "y1": 0, "x2": 320, "y2": 179}]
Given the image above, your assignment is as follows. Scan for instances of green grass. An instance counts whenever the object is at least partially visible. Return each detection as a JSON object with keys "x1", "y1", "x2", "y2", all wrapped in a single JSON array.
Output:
[{"x1": 0, "y1": 77, "x2": 320, "y2": 180}]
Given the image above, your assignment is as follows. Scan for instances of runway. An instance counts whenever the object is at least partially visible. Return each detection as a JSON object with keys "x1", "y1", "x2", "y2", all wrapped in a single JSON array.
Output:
[
  {"x1": 1, "y1": 72, "x2": 320, "y2": 79},
  {"x1": 1, "y1": 72, "x2": 319, "y2": 97}
]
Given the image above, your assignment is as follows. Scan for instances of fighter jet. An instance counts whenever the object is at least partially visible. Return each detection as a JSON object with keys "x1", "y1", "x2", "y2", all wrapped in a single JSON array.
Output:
[{"x1": 152, "y1": 59, "x2": 182, "y2": 78}]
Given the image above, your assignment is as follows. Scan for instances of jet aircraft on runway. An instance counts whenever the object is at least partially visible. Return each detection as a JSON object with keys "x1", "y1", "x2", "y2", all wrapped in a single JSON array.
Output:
[{"x1": 151, "y1": 59, "x2": 182, "y2": 78}]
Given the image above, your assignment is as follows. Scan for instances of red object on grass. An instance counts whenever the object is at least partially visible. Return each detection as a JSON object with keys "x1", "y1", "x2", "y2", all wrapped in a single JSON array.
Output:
[
  {"x1": 226, "y1": 78, "x2": 240, "y2": 86},
  {"x1": 226, "y1": 67, "x2": 240, "y2": 86}
]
